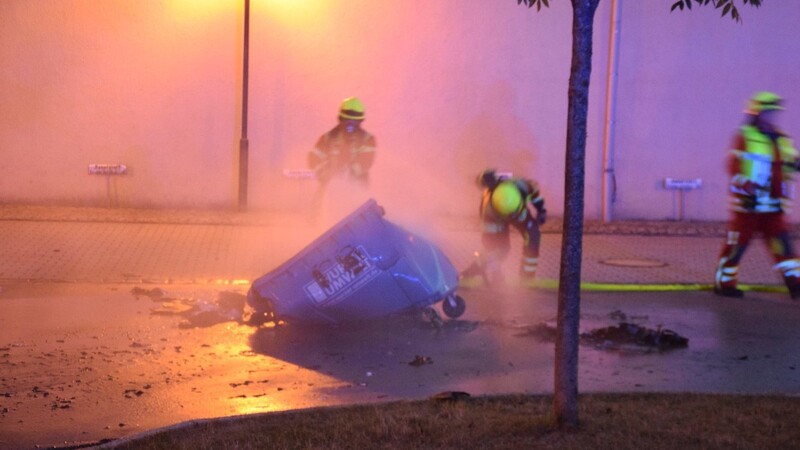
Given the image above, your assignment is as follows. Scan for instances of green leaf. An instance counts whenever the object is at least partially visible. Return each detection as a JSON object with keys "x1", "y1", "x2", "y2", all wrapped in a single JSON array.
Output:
[{"x1": 669, "y1": 0, "x2": 760, "y2": 22}]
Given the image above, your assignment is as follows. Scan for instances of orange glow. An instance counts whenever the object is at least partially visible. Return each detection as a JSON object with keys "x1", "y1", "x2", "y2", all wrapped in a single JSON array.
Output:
[
  {"x1": 230, "y1": 395, "x2": 288, "y2": 415},
  {"x1": 220, "y1": 336, "x2": 342, "y2": 416},
  {"x1": 166, "y1": 0, "x2": 231, "y2": 22},
  {"x1": 212, "y1": 279, "x2": 251, "y2": 285},
  {"x1": 262, "y1": 0, "x2": 330, "y2": 27}
]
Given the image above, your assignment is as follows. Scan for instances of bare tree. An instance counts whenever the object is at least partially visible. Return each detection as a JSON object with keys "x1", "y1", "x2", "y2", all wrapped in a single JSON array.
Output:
[{"x1": 516, "y1": 0, "x2": 764, "y2": 429}]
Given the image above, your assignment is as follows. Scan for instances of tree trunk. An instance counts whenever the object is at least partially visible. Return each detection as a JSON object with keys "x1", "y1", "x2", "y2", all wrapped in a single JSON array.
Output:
[{"x1": 554, "y1": 0, "x2": 599, "y2": 429}]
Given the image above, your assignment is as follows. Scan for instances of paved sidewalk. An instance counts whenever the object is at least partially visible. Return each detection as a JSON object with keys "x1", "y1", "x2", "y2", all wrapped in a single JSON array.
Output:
[{"x1": 0, "y1": 204, "x2": 787, "y2": 289}]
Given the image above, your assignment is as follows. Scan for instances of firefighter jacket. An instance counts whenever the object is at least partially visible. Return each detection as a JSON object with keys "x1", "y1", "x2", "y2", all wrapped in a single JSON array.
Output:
[
  {"x1": 481, "y1": 177, "x2": 545, "y2": 229},
  {"x1": 728, "y1": 125, "x2": 799, "y2": 213},
  {"x1": 308, "y1": 126, "x2": 376, "y2": 183}
]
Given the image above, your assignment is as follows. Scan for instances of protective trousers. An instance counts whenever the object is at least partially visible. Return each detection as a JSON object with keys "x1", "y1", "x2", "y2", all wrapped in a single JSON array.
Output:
[
  {"x1": 715, "y1": 211, "x2": 800, "y2": 294},
  {"x1": 481, "y1": 208, "x2": 541, "y2": 281}
]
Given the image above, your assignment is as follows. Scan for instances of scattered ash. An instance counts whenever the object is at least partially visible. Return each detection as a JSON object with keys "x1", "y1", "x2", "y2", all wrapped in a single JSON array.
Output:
[{"x1": 516, "y1": 321, "x2": 688, "y2": 352}]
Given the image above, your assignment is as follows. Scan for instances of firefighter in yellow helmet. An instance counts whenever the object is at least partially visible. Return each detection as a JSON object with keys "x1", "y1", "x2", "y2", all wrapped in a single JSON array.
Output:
[
  {"x1": 308, "y1": 97, "x2": 377, "y2": 187},
  {"x1": 715, "y1": 91, "x2": 800, "y2": 299},
  {"x1": 460, "y1": 169, "x2": 547, "y2": 288}
]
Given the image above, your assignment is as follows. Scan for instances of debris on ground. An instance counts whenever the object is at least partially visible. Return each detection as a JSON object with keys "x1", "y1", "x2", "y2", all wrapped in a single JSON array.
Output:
[
  {"x1": 430, "y1": 391, "x2": 471, "y2": 402},
  {"x1": 146, "y1": 290, "x2": 247, "y2": 328},
  {"x1": 130, "y1": 287, "x2": 168, "y2": 300},
  {"x1": 581, "y1": 322, "x2": 689, "y2": 350},
  {"x1": 408, "y1": 355, "x2": 433, "y2": 367},
  {"x1": 515, "y1": 320, "x2": 689, "y2": 351}
]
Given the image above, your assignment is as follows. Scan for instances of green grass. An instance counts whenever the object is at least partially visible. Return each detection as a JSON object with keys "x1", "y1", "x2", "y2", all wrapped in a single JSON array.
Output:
[{"x1": 107, "y1": 393, "x2": 800, "y2": 449}]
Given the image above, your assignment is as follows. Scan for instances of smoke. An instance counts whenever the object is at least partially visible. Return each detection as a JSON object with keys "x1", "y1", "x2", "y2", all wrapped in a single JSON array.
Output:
[
  {"x1": 273, "y1": 138, "x2": 539, "y2": 269},
  {"x1": 267, "y1": 85, "x2": 544, "y2": 285}
]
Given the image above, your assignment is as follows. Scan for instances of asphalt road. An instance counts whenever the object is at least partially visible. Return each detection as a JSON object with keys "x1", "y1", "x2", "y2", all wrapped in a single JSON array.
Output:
[{"x1": 2, "y1": 282, "x2": 800, "y2": 448}]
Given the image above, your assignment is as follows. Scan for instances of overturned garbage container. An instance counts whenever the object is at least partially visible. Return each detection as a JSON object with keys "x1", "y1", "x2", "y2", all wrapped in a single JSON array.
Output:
[{"x1": 247, "y1": 199, "x2": 466, "y2": 325}]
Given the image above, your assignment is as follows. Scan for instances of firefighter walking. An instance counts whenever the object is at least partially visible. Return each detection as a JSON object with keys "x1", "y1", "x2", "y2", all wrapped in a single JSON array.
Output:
[
  {"x1": 461, "y1": 169, "x2": 547, "y2": 288},
  {"x1": 715, "y1": 91, "x2": 800, "y2": 299}
]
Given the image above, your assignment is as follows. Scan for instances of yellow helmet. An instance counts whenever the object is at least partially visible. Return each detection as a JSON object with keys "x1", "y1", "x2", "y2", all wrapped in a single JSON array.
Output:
[
  {"x1": 339, "y1": 97, "x2": 365, "y2": 120},
  {"x1": 491, "y1": 181, "x2": 523, "y2": 218},
  {"x1": 746, "y1": 91, "x2": 784, "y2": 115}
]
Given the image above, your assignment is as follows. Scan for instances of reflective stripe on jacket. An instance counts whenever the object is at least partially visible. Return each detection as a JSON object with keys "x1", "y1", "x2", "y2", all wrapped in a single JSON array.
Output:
[{"x1": 729, "y1": 125, "x2": 798, "y2": 213}]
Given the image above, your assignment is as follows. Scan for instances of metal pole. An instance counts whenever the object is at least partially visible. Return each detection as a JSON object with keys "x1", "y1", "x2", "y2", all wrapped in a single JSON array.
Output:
[
  {"x1": 238, "y1": 0, "x2": 250, "y2": 211},
  {"x1": 601, "y1": 0, "x2": 621, "y2": 223}
]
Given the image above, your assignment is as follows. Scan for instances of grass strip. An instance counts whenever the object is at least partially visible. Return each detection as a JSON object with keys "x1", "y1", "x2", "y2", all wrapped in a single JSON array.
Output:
[{"x1": 105, "y1": 393, "x2": 800, "y2": 449}]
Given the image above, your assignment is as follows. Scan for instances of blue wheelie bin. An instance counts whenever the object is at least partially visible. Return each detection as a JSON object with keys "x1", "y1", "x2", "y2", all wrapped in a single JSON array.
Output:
[{"x1": 247, "y1": 199, "x2": 466, "y2": 325}]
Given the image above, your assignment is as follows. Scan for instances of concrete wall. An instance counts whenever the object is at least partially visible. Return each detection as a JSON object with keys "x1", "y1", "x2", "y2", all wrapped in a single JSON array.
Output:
[
  {"x1": 612, "y1": 1, "x2": 800, "y2": 221},
  {"x1": 1, "y1": 1, "x2": 240, "y2": 208},
  {"x1": 1, "y1": 0, "x2": 799, "y2": 222}
]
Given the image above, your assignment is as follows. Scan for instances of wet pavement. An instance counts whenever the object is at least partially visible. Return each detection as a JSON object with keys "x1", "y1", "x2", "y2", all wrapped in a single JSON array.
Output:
[
  {"x1": 2, "y1": 283, "x2": 800, "y2": 449},
  {"x1": 1, "y1": 204, "x2": 800, "y2": 448}
]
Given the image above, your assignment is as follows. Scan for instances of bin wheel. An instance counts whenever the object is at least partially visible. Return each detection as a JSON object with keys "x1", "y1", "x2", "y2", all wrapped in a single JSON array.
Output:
[{"x1": 442, "y1": 295, "x2": 466, "y2": 319}]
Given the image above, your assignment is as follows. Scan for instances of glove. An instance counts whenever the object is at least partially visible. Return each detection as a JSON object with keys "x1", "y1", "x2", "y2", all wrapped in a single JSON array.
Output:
[{"x1": 536, "y1": 209, "x2": 547, "y2": 225}]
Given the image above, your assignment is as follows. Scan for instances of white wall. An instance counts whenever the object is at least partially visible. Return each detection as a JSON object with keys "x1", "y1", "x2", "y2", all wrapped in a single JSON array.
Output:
[
  {"x1": 611, "y1": 1, "x2": 800, "y2": 221},
  {"x1": 1, "y1": 0, "x2": 799, "y2": 222},
  {"x1": 0, "y1": 0, "x2": 241, "y2": 208}
]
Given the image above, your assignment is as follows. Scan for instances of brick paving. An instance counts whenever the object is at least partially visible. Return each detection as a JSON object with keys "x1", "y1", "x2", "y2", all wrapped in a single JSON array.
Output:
[{"x1": 0, "y1": 204, "x2": 786, "y2": 287}]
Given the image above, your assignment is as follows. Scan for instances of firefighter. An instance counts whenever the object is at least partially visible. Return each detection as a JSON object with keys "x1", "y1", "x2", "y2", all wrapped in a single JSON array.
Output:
[
  {"x1": 460, "y1": 169, "x2": 547, "y2": 288},
  {"x1": 308, "y1": 97, "x2": 377, "y2": 188},
  {"x1": 715, "y1": 91, "x2": 800, "y2": 299}
]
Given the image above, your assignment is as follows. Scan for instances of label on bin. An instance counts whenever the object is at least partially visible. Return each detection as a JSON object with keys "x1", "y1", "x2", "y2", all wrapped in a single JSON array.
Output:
[{"x1": 304, "y1": 246, "x2": 381, "y2": 306}]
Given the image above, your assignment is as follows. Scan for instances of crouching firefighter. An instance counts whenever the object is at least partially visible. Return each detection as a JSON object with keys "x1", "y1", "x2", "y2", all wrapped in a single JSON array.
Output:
[
  {"x1": 460, "y1": 169, "x2": 546, "y2": 288},
  {"x1": 715, "y1": 91, "x2": 800, "y2": 299}
]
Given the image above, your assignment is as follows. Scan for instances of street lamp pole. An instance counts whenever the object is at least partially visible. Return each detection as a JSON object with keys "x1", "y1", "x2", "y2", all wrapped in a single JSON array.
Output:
[{"x1": 238, "y1": 0, "x2": 250, "y2": 211}]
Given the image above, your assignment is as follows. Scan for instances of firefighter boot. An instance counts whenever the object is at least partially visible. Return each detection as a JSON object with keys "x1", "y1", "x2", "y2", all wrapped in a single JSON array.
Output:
[
  {"x1": 713, "y1": 285, "x2": 744, "y2": 298},
  {"x1": 775, "y1": 259, "x2": 800, "y2": 300},
  {"x1": 714, "y1": 257, "x2": 743, "y2": 298},
  {"x1": 784, "y1": 276, "x2": 800, "y2": 300}
]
